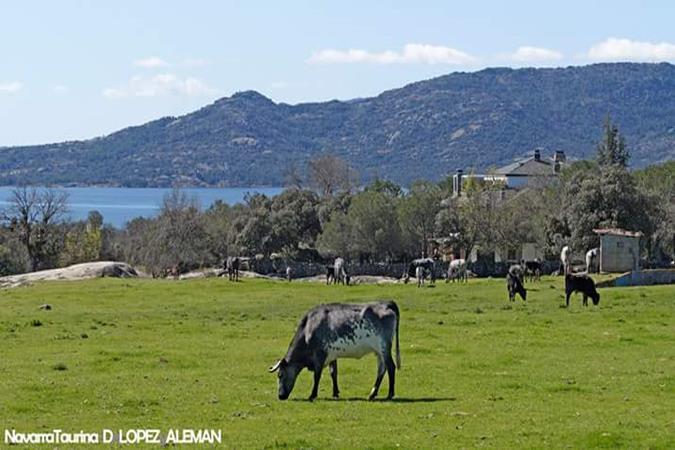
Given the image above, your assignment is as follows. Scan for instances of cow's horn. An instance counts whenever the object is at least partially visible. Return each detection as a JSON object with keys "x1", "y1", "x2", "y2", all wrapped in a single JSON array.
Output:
[{"x1": 269, "y1": 360, "x2": 282, "y2": 373}]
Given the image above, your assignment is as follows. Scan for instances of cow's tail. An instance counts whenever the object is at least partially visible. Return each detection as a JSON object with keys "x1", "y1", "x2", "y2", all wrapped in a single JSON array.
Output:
[{"x1": 389, "y1": 301, "x2": 401, "y2": 369}]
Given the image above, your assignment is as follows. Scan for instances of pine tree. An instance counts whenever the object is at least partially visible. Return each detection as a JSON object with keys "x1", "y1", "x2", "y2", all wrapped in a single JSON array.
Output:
[{"x1": 596, "y1": 115, "x2": 630, "y2": 167}]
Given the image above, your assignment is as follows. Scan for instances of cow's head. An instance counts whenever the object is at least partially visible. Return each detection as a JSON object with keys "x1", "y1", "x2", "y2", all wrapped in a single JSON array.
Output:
[
  {"x1": 591, "y1": 291, "x2": 600, "y2": 305},
  {"x1": 519, "y1": 285, "x2": 527, "y2": 301},
  {"x1": 269, "y1": 359, "x2": 301, "y2": 400}
]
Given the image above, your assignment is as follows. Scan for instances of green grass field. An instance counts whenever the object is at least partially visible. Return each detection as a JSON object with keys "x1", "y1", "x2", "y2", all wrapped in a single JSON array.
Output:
[{"x1": 1, "y1": 276, "x2": 673, "y2": 449}]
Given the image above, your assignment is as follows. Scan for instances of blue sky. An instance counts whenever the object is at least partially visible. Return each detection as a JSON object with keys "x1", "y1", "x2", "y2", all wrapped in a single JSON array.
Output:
[{"x1": 3, "y1": 0, "x2": 675, "y2": 145}]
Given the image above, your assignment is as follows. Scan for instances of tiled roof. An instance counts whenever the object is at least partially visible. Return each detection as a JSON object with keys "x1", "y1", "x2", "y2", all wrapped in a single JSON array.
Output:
[
  {"x1": 593, "y1": 228, "x2": 643, "y2": 237},
  {"x1": 496, "y1": 156, "x2": 556, "y2": 176}
]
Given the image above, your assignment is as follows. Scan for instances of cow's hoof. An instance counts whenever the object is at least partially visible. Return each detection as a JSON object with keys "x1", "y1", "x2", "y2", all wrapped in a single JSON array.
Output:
[
  {"x1": 308, "y1": 396, "x2": 316, "y2": 402},
  {"x1": 332, "y1": 391, "x2": 340, "y2": 399},
  {"x1": 386, "y1": 394, "x2": 394, "y2": 401},
  {"x1": 368, "y1": 392, "x2": 377, "y2": 401}
]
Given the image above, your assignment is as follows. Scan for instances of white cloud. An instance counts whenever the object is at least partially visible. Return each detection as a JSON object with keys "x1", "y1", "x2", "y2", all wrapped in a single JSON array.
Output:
[
  {"x1": 134, "y1": 56, "x2": 169, "y2": 68},
  {"x1": 507, "y1": 46, "x2": 563, "y2": 62},
  {"x1": 588, "y1": 37, "x2": 675, "y2": 61},
  {"x1": 103, "y1": 73, "x2": 216, "y2": 98},
  {"x1": 308, "y1": 43, "x2": 477, "y2": 65},
  {"x1": 0, "y1": 81, "x2": 22, "y2": 93}
]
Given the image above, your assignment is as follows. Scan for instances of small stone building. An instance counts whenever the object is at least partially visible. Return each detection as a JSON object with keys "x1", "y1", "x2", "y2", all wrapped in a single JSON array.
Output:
[{"x1": 594, "y1": 228, "x2": 642, "y2": 273}]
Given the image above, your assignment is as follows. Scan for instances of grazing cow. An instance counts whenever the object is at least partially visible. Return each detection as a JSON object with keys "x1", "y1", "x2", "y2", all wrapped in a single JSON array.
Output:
[
  {"x1": 226, "y1": 256, "x2": 240, "y2": 281},
  {"x1": 521, "y1": 259, "x2": 542, "y2": 282},
  {"x1": 446, "y1": 258, "x2": 467, "y2": 283},
  {"x1": 585, "y1": 248, "x2": 599, "y2": 274},
  {"x1": 167, "y1": 264, "x2": 180, "y2": 280},
  {"x1": 508, "y1": 264, "x2": 525, "y2": 284},
  {"x1": 560, "y1": 246, "x2": 571, "y2": 275},
  {"x1": 506, "y1": 272, "x2": 527, "y2": 302},
  {"x1": 334, "y1": 258, "x2": 349, "y2": 285},
  {"x1": 269, "y1": 301, "x2": 401, "y2": 401},
  {"x1": 404, "y1": 258, "x2": 434, "y2": 284},
  {"x1": 325, "y1": 265, "x2": 335, "y2": 285},
  {"x1": 565, "y1": 274, "x2": 600, "y2": 307}
]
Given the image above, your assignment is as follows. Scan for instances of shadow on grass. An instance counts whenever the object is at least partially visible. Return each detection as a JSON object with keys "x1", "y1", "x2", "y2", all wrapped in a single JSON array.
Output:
[{"x1": 291, "y1": 396, "x2": 457, "y2": 403}]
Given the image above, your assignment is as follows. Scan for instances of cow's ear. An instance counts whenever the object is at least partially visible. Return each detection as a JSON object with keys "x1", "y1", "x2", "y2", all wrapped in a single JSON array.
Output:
[{"x1": 269, "y1": 360, "x2": 283, "y2": 373}]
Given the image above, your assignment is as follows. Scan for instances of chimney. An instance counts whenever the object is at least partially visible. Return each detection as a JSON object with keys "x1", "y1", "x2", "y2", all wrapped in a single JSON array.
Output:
[
  {"x1": 453, "y1": 169, "x2": 463, "y2": 197},
  {"x1": 553, "y1": 150, "x2": 566, "y2": 173},
  {"x1": 533, "y1": 148, "x2": 541, "y2": 161}
]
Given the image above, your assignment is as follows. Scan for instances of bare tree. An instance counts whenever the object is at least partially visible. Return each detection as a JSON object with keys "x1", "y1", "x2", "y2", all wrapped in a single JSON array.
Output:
[
  {"x1": 308, "y1": 154, "x2": 359, "y2": 197},
  {"x1": 146, "y1": 188, "x2": 208, "y2": 274},
  {"x1": 3, "y1": 187, "x2": 69, "y2": 271},
  {"x1": 283, "y1": 161, "x2": 304, "y2": 190}
]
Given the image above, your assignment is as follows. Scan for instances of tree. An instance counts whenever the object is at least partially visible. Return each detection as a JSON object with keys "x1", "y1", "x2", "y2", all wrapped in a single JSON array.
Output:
[
  {"x1": 398, "y1": 181, "x2": 442, "y2": 257},
  {"x1": 454, "y1": 177, "x2": 505, "y2": 259},
  {"x1": 156, "y1": 189, "x2": 208, "y2": 270},
  {"x1": 316, "y1": 211, "x2": 353, "y2": 259},
  {"x1": 3, "y1": 187, "x2": 69, "y2": 271},
  {"x1": 203, "y1": 200, "x2": 235, "y2": 261},
  {"x1": 564, "y1": 165, "x2": 659, "y2": 253},
  {"x1": 308, "y1": 154, "x2": 359, "y2": 197},
  {"x1": 596, "y1": 115, "x2": 629, "y2": 167},
  {"x1": 123, "y1": 189, "x2": 209, "y2": 275},
  {"x1": 634, "y1": 162, "x2": 675, "y2": 261},
  {"x1": 283, "y1": 161, "x2": 304, "y2": 190},
  {"x1": 364, "y1": 179, "x2": 403, "y2": 198},
  {"x1": 60, "y1": 211, "x2": 103, "y2": 266},
  {"x1": 317, "y1": 190, "x2": 402, "y2": 261}
]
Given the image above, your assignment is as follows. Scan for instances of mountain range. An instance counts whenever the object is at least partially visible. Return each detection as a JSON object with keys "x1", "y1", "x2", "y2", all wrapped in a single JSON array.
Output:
[{"x1": 2, "y1": 62, "x2": 675, "y2": 187}]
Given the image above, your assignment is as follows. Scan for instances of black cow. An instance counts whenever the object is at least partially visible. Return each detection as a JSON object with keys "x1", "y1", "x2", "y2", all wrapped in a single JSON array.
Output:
[
  {"x1": 269, "y1": 301, "x2": 401, "y2": 401},
  {"x1": 521, "y1": 259, "x2": 542, "y2": 282},
  {"x1": 225, "y1": 256, "x2": 240, "y2": 281},
  {"x1": 565, "y1": 274, "x2": 600, "y2": 307},
  {"x1": 325, "y1": 265, "x2": 335, "y2": 285},
  {"x1": 507, "y1": 272, "x2": 527, "y2": 302},
  {"x1": 404, "y1": 258, "x2": 434, "y2": 284}
]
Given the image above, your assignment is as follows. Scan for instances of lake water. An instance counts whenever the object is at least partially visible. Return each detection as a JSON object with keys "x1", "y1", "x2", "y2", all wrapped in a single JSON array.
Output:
[{"x1": 0, "y1": 186, "x2": 284, "y2": 228}]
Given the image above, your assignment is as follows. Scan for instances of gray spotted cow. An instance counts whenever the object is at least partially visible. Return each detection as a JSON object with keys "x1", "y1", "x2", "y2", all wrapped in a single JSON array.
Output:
[{"x1": 269, "y1": 301, "x2": 401, "y2": 401}]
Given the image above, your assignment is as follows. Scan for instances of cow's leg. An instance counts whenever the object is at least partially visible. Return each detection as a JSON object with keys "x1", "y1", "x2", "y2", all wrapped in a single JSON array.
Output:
[
  {"x1": 583, "y1": 294, "x2": 588, "y2": 307},
  {"x1": 565, "y1": 292, "x2": 571, "y2": 307},
  {"x1": 329, "y1": 361, "x2": 339, "y2": 398},
  {"x1": 368, "y1": 355, "x2": 386, "y2": 401},
  {"x1": 309, "y1": 366, "x2": 323, "y2": 401},
  {"x1": 385, "y1": 351, "x2": 396, "y2": 400}
]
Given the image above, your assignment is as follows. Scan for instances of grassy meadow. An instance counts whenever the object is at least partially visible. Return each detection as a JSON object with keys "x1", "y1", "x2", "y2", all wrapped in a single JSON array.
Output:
[{"x1": 0, "y1": 276, "x2": 673, "y2": 449}]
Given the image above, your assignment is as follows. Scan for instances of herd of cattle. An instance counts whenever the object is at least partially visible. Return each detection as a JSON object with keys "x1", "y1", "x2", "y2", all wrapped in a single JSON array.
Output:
[
  {"x1": 223, "y1": 246, "x2": 601, "y2": 307},
  {"x1": 264, "y1": 245, "x2": 602, "y2": 402},
  {"x1": 266, "y1": 246, "x2": 601, "y2": 401}
]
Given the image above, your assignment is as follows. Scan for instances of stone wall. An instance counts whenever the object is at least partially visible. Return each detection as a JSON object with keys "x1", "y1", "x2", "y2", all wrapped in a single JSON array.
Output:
[{"x1": 247, "y1": 258, "x2": 562, "y2": 279}]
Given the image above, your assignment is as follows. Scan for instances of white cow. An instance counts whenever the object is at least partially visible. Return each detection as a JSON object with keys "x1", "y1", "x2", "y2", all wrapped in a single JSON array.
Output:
[
  {"x1": 334, "y1": 257, "x2": 348, "y2": 285},
  {"x1": 560, "y1": 246, "x2": 571, "y2": 275},
  {"x1": 585, "y1": 248, "x2": 598, "y2": 274},
  {"x1": 446, "y1": 258, "x2": 467, "y2": 283}
]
